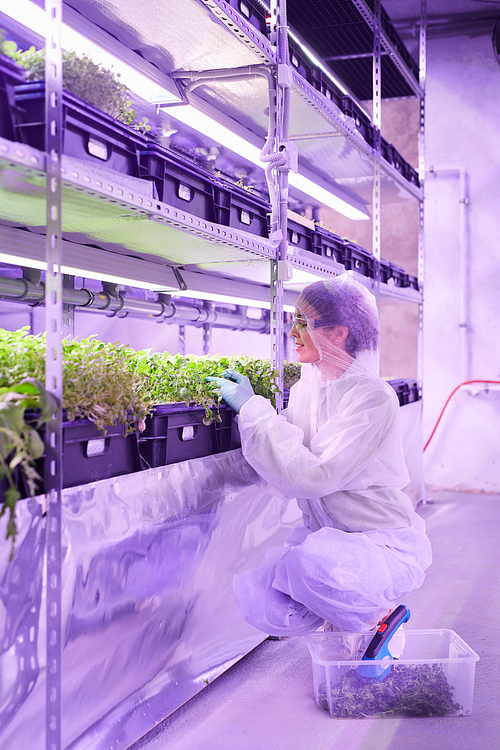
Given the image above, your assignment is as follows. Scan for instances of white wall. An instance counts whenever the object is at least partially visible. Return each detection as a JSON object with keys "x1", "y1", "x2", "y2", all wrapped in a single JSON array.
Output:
[{"x1": 423, "y1": 32, "x2": 500, "y2": 492}]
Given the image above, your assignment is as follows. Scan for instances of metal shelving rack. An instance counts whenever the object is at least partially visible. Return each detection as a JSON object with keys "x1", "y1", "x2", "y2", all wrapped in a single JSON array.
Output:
[{"x1": 0, "y1": 2, "x2": 425, "y2": 748}]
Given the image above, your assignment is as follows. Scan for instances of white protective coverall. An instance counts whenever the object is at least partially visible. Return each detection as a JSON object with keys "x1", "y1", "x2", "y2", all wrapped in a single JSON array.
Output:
[{"x1": 233, "y1": 274, "x2": 432, "y2": 636}]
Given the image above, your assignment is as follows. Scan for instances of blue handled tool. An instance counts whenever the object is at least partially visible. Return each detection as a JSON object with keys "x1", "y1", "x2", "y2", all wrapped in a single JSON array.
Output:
[{"x1": 357, "y1": 605, "x2": 411, "y2": 681}]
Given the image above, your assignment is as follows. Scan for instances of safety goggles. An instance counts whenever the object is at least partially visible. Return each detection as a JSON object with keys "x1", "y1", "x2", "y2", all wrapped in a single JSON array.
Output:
[{"x1": 291, "y1": 314, "x2": 308, "y2": 330}]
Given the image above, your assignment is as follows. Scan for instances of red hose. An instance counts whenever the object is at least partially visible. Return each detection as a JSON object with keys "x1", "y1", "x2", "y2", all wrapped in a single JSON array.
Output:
[{"x1": 424, "y1": 380, "x2": 500, "y2": 452}]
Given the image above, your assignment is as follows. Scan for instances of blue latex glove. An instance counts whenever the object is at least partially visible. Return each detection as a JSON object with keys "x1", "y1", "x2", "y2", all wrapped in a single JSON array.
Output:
[{"x1": 206, "y1": 369, "x2": 255, "y2": 413}]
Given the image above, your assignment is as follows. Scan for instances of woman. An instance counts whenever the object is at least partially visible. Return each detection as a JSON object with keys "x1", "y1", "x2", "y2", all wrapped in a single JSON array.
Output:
[{"x1": 207, "y1": 273, "x2": 432, "y2": 636}]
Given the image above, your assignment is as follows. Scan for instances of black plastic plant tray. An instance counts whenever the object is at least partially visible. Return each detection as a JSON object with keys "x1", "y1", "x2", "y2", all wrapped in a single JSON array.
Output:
[
  {"x1": 226, "y1": 0, "x2": 268, "y2": 35},
  {"x1": 407, "y1": 275, "x2": 419, "y2": 291},
  {"x1": 137, "y1": 403, "x2": 241, "y2": 469},
  {"x1": 340, "y1": 96, "x2": 374, "y2": 146},
  {"x1": 7, "y1": 417, "x2": 144, "y2": 500},
  {"x1": 384, "y1": 261, "x2": 408, "y2": 288},
  {"x1": 343, "y1": 242, "x2": 376, "y2": 278},
  {"x1": 387, "y1": 379, "x2": 421, "y2": 406},
  {"x1": 60, "y1": 419, "x2": 143, "y2": 487},
  {"x1": 140, "y1": 141, "x2": 217, "y2": 216},
  {"x1": 0, "y1": 55, "x2": 25, "y2": 141},
  {"x1": 288, "y1": 218, "x2": 314, "y2": 253},
  {"x1": 13, "y1": 82, "x2": 147, "y2": 176},
  {"x1": 311, "y1": 226, "x2": 346, "y2": 265},
  {"x1": 213, "y1": 179, "x2": 270, "y2": 238}
]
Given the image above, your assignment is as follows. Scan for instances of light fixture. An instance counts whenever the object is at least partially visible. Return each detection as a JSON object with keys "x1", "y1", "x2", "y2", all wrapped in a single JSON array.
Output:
[
  {"x1": 0, "y1": 251, "x2": 181, "y2": 291},
  {"x1": 1, "y1": 0, "x2": 369, "y2": 222}
]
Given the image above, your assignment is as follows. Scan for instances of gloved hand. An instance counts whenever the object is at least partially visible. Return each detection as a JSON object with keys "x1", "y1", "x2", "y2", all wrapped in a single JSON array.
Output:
[{"x1": 206, "y1": 369, "x2": 255, "y2": 413}]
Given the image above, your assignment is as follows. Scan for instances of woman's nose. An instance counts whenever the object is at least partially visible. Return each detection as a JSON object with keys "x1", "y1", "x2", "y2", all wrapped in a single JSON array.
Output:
[{"x1": 290, "y1": 324, "x2": 299, "y2": 338}]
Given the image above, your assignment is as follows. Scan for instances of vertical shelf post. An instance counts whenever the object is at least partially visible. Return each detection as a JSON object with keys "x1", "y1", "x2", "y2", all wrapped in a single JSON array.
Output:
[
  {"x1": 372, "y1": 0, "x2": 382, "y2": 314},
  {"x1": 269, "y1": 0, "x2": 291, "y2": 412},
  {"x1": 418, "y1": 0, "x2": 427, "y2": 400},
  {"x1": 44, "y1": 1, "x2": 63, "y2": 749}
]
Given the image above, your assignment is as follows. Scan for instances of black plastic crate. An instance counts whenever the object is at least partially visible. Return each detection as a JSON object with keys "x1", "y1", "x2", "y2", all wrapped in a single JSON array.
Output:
[
  {"x1": 319, "y1": 80, "x2": 343, "y2": 110},
  {"x1": 137, "y1": 403, "x2": 241, "y2": 469},
  {"x1": 382, "y1": 261, "x2": 408, "y2": 288},
  {"x1": 340, "y1": 95, "x2": 374, "y2": 146},
  {"x1": 213, "y1": 180, "x2": 270, "y2": 237},
  {"x1": 288, "y1": 218, "x2": 314, "y2": 253},
  {"x1": 8, "y1": 418, "x2": 143, "y2": 499},
  {"x1": 140, "y1": 141, "x2": 217, "y2": 216},
  {"x1": 0, "y1": 55, "x2": 25, "y2": 141},
  {"x1": 289, "y1": 41, "x2": 315, "y2": 84},
  {"x1": 388, "y1": 379, "x2": 410, "y2": 406},
  {"x1": 311, "y1": 226, "x2": 346, "y2": 265},
  {"x1": 61, "y1": 419, "x2": 143, "y2": 487},
  {"x1": 13, "y1": 82, "x2": 147, "y2": 176},
  {"x1": 388, "y1": 379, "x2": 420, "y2": 406},
  {"x1": 343, "y1": 242, "x2": 376, "y2": 278},
  {"x1": 402, "y1": 162, "x2": 420, "y2": 187},
  {"x1": 407, "y1": 275, "x2": 419, "y2": 291},
  {"x1": 226, "y1": 0, "x2": 268, "y2": 34}
]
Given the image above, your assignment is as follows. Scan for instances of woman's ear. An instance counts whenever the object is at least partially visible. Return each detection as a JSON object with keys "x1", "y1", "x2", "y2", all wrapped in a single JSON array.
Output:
[{"x1": 334, "y1": 325, "x2": 349, "y2": 346}]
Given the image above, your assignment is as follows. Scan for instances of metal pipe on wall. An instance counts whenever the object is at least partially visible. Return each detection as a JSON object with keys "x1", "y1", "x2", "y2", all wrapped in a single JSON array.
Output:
[
  {"x1": 0, "y1": 274, "x2": 270, "y2": 332},
  {"x1": 428, "y1": 167, "x2": 470, "y2": 382}
]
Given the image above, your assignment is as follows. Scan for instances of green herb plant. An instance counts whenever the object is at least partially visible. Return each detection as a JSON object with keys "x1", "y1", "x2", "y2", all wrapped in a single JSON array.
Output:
[
  {"x1": 0, "y1": 378, "x2": 57, "y2": 558},
  {"x1": 0, "y1": 327, "x2": 298, "y2": 432},
  {"x1": 3, "y1": 45, "x2": 150, "y2": 133},
  {"x1": 0, "y1": 328, "x2": 302, "y2": 551}
]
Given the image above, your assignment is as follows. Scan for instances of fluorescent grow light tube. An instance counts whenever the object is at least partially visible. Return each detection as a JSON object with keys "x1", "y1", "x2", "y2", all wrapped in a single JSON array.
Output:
[{"x1": 0, "y1": 251, "x2": 181, "y2": 290}]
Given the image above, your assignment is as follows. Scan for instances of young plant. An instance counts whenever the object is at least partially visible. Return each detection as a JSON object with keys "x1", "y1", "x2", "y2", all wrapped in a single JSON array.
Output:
[
  {"x1": 0, "y1": 379, "x2": 57, "y2": 558},
  {"x1": 4, "y1": 45, "x2": 150, "y2": 132}
]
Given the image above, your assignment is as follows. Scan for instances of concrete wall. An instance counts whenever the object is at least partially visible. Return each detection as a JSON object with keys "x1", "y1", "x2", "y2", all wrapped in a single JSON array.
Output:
[{"x1": 423, "y1": 31, "x2": 500, "y2": 492}]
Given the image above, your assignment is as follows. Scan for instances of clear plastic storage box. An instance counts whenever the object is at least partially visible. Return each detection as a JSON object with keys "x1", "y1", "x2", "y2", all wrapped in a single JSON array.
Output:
[{"x1": 305, "y1": 629, "x2": 479, "y2": 719}]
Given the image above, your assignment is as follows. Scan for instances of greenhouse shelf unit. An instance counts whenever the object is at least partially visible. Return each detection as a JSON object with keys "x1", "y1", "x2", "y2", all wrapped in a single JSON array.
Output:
[{"x1": 0, "y1": 1, "x2": 426, "y2": 750}]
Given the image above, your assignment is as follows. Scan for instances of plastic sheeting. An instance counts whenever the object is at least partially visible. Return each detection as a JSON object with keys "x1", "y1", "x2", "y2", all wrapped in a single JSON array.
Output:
[{"x1": 0, "y1": 450, "x2": 302, "y2": 750}]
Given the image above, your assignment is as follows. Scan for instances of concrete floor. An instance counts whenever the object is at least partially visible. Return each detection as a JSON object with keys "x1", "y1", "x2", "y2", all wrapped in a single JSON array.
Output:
[{"x1": 130, "y1": 491, "x2": 500, "y2": 750}]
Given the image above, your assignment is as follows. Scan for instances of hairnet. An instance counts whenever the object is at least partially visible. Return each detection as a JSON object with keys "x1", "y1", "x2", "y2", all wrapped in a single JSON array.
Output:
[{"x1": 296, "y1": 272, "x2": 380, "y2": 380}]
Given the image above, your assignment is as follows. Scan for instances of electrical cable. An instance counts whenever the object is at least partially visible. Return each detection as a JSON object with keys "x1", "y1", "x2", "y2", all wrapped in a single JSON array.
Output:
[{"x1": 423, "y1": 380, "x2": 500, "y2": 452}]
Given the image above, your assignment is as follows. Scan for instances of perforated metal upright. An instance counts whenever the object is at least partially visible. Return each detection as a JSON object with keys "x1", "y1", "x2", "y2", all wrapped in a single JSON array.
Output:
[
  {"x1": 372, "y1": 0, "x2": 382, "y2": 308},
  {"x1": 269, "y1": 0, "x2": 291, "y2": 413},
  {"x1": 418, "y1": 0, "x2": 427, "y2": 400},
  {"x1": 44, "y1": 2, "x2": 63, "y2": 749}
]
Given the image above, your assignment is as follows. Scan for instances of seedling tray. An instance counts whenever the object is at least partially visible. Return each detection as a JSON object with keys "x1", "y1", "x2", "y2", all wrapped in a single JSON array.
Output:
[
  {"x1": 306, "y1": 629, "x2": 479, "y2": 719},
  {"x1": 0, "y1": 55, "x2": 25, "y2": 141},
  {"x1": 140, "y1": 141, "x2": 216, "y2": 213},
  {"x1": 311, "y1": 227, "x2": 346, "y2": 265},
  {"x1": 287, "y1": 218, "x2": 314, "y2": 254},
  {"x1": 213, "y1": 179, "x2": 270, "y2": 238},
  {"x1": 381, "y1": 260, "x2": 409, "y2": 288},
  {"x1": 343, "y1": 242, "x2": 376, "y2": 278},
  {"x1": 137, "y1": 403, "x2": 241, "y2": 469},
  {"x1": 387, "y1": 379, "x2": 420, "y2": 406},
  {"x1": 13, "y1": 82, "x2": 147, "y2": 176},
  {"x1": 3, "y1": 404, "x2": 241, "y2": 501}
]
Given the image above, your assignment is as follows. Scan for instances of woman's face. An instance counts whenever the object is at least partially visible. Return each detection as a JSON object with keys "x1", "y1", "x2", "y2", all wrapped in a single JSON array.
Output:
[{"x1": 290, "y1": 310, "x2": 321, "y2": 363}]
